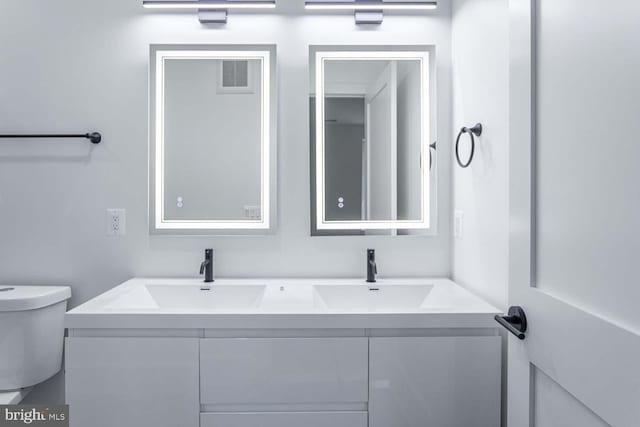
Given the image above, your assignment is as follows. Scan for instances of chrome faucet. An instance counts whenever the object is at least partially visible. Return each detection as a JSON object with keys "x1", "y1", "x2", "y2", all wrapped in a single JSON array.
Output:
[
  {"x1": 366, "y1": 249, "x2": 377, "y2": 283},
  {"x1": 200, "y1": 249, "x2": 214, "y2": 283}
]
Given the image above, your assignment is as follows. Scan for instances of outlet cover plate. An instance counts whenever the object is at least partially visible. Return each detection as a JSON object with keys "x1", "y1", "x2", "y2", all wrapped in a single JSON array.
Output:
[{"x1": 107, "y1": 209, "x2": 126, "y2": 236}]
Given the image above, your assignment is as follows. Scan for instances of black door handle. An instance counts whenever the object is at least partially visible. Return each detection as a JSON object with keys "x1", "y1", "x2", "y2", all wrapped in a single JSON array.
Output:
[{"x1": 495, "y1": 306, "x2": 527, "y2": 340}]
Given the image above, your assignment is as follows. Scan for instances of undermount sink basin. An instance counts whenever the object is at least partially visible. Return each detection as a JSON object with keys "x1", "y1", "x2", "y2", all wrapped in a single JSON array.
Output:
[
  {"x1": 313, "y1": 284, "x2": 433, "y2": 310},
  {"x1": 106, "y1": 284, "x2": 266, "y2": 310}
]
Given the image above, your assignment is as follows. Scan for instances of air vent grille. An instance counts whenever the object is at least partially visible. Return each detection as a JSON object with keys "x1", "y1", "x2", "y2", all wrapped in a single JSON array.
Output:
[{"x1": 222, "y1": 60, "x2": 249, "y2": 88}]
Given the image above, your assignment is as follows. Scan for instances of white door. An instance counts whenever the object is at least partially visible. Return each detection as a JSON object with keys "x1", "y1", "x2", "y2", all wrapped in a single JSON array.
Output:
[
  {"x1": 507, "y1": 1, "x2": 640, "y2": 427},
  {"x1": 365, "y1": 61, "x2": 397, "y2": 221}
]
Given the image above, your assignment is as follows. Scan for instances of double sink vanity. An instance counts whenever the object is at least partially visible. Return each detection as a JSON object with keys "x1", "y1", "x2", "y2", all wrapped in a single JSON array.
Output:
[
  {"x1": 65, "y1": 277, "x2": 502, "y2": 427},
  {"x1": 62, "y1": 43, "x2": 501, "y2": 427}
]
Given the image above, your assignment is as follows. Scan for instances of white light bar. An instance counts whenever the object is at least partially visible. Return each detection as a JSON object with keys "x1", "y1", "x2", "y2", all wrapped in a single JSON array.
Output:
[
  {"x1": 143, "y1": 1, "x2": 276, "y2": 9},
  {"x1": 305, "y1": 1, "x2": 437, "y2": 10}
]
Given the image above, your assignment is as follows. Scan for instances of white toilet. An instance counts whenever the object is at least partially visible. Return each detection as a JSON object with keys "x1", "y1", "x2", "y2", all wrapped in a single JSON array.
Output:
[{"x1": 0, "y1": 285, "x2": 71, "y2": 403}]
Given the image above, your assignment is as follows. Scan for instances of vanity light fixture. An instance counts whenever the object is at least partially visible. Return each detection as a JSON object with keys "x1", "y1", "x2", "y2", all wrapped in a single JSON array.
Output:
[
  {"x1": 304, "y1": 1, "x2": 437, "y2": 24},
  {"x1": 142, "y1": 1, "x2": 276, "y2": 9},
  {"x1": 143, "y1": 1, "x2": 276, "y2": 23},
  {"x1": 304, "y1": 1, "x2": 437, "y2": 10}
]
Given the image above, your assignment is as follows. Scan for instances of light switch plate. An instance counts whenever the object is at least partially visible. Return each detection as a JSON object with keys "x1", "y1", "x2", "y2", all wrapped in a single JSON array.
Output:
[{"x1": 454, "y1": 210, "x2": 464, "y2": 239}]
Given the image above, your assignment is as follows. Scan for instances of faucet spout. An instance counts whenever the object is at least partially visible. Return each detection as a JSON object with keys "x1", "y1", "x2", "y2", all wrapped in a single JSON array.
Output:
[
  {"x1": 366, "y1": 249, "x2": 377, "y2": 283},
  {"x1": 200, "y1": 249, "x2": 215, "y2": 283}
]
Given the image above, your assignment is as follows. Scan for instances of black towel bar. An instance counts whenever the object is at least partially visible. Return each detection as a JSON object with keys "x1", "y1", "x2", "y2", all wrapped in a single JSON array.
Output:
[{"x1": 0, "y1": 132, "x2": 102, "y2": 144}]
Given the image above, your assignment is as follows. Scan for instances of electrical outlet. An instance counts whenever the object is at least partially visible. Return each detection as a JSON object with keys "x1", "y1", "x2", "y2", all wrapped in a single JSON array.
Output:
[
  {"x1": 454, "y1": 210, "x2": 464, "y2": 239},
  {"x1": 106, "y1": 209, "x2": 126, "y2": 236}
]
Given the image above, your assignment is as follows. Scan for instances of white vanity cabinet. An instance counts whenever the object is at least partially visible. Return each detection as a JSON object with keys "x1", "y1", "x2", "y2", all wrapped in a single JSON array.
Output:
[
  {"x1": 369, "y1": 336, "x2": 502, "y2": 427},
  {"x1": 66, "y1": 334, "x2": 501, "y2": 427},
  {"x1": 199, "y1": 337, "x2": 369, "y2": 427},
  {"x1": 200, "y1": 411, "x2": 368, "y2": 427},
  {"x1": 65, "y1": 279, "x2": 504, "y2": 427},
  {"x1": 200, "y1": 338, "x2": 368, "y2": 405},
  {"x1": 65, "y1": 337, "x2": 199, "y2": 427}
]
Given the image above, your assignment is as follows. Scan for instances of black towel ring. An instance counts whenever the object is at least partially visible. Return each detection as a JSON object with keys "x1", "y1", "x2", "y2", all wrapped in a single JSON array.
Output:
[
  {"x1": 429, "y1": 141, "x2": 436, "y2": 170},
  {"x1": 455, "y1": 123, "x2": 482, "y2": 168}
]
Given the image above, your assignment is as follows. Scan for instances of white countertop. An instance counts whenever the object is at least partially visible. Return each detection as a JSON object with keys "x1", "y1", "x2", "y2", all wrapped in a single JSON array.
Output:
[
  {"x1": 66, "y1": 278, "x2": 501, "y2": 330},
  {"x1": 0, "y1": 388, "x2": 32, "y2": 405}
]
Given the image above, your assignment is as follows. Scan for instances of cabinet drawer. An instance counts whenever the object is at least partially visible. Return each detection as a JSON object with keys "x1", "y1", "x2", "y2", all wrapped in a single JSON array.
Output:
[
  {"x1": 200, "y1": 338, "x2": 368, "y2": 405},
  {"x1": 200, "y1": 411, "x2": 367, "y2": 427}
]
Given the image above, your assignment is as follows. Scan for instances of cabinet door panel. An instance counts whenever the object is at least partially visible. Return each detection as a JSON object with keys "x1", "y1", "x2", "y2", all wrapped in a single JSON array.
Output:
[
  {"x1": 200, "y1": 411, "x2": 367, "y2": 427},
  {"x1": 369, "y1": 336, "x2": 501, "y2": 427},
  {"x1": 200, "y1": 338, "x2": 368, "y2": 404},
  {"x1": 65, "y1": 337, "x2": 199, "y2": 427}
]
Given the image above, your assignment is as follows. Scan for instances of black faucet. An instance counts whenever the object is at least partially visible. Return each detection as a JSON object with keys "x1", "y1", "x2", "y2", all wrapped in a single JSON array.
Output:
[
  {"x1": 366, "y1": 249, "x2": 377, "y2": 283},
  {"x1": 200, "y1": 249, "x2": 214, "y2": 283}
]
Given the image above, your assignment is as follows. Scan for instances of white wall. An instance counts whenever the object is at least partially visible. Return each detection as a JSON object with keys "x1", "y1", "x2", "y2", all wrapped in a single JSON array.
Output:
[
  {"x1": 451, "y1": 0, "x2": 509, "y2": 311},
  {"x1": 368, "y1": 64, "x2": 395, "y2": 221},
  {"x1": 0, "y1": 0, "x2": 452, "y2": 402},
  {"x1": 451, "y1": 1, "x2": 509, "y2": 425},
  {"x1": 163, "y1": 58, "x2": 262, "y2": 220},
  {"x1": 397, "y1": 61, "x2": 422, "y2": 221}
]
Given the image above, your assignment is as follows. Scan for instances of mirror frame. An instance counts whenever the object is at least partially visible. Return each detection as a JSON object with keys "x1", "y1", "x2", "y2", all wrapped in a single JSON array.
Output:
[
  {"x1": 313, "y1": 48, "x2": 431, "y2": 231},
  {"x1": 149, "y1": 44, "x2": 277, "y2": 235}
]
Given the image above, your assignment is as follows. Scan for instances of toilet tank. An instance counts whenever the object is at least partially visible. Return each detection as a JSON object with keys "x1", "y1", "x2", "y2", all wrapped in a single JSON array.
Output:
[{"x1": 0, "y1": 286, "x2": 71, "y2": 390}]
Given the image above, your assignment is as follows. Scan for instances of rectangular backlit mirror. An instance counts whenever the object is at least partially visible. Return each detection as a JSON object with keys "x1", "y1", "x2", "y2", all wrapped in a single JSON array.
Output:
[
  {"x1": 310, "y1": 46, "x2": 435, "y2": 236},
  {"x1": 150, "y1": 45, "x2": 276, "y2": 234}
]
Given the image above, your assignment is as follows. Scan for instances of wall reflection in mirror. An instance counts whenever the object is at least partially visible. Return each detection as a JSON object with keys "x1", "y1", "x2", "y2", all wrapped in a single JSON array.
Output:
[
  {"x1": 310, "y1": 47, "x2": 435, "y2": 236},
  {"x1": 150, "y1": 45, "x2": 276, "y2": 234}
]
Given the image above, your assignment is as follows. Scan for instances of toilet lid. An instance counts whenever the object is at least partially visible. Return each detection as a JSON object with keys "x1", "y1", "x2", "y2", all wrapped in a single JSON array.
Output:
[{"x1": 0, "y1": 286, "x2": 71, "y2": 312}]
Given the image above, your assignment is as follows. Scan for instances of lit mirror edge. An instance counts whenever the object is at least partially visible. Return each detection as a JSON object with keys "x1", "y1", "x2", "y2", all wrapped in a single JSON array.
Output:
[
  {"x1": 309, "y1": 45, "x2": 438, "y2": 237},
  {"x1": 148, "y1": 43, "x2": 278, "y2": 236}
]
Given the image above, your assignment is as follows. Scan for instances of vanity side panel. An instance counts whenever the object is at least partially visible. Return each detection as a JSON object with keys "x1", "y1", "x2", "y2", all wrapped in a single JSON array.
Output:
[
  {"x1": 369, "y1": 336, "x2": 501, "y2": 427},
  {"x1": 200, "y1": 337, "x2": 368, "y2": 405},
  {"x1": 65, "y1": 337, "x2": 199, "y2": 427}
]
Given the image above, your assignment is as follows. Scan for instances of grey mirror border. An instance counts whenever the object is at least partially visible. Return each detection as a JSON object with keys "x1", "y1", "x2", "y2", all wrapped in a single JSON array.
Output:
[
  {"x1": 308, "y1": 45, "x2": 438, "y2": 237},
  {"x1": 148, "y1": 44, "x2": 278, "y2": 236}
]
